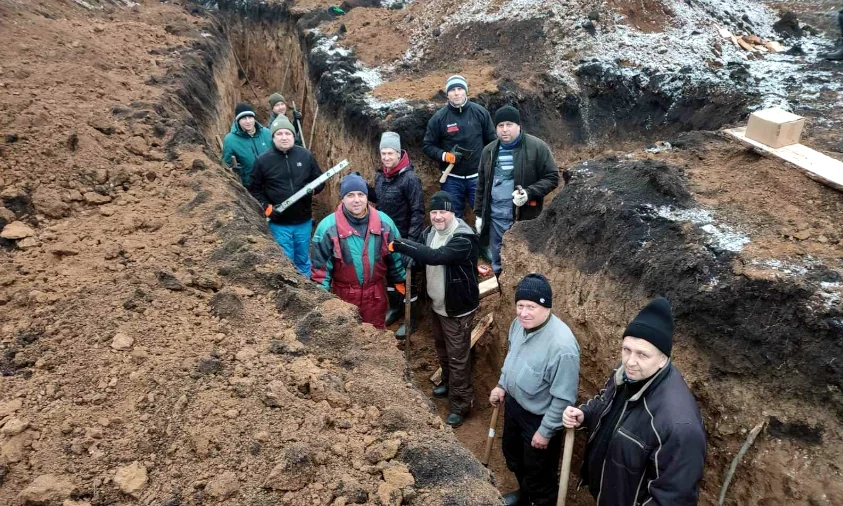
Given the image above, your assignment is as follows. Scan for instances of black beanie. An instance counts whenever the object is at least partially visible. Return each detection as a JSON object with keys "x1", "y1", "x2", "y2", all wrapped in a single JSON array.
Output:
[
  {"x1": 514, "y1": 273, "x2": 552, "y2": 308},
  {"x1": 234, "y1": 103, "x2": 256, "y2": 122},
  {"x1": 624, "y1": 297, "x2": 674, "y2": 357},
  {"x1": 495, "y1": 105, "x2": 521, "y2": 126},
  {"x1": 429, "y1": 191, "x2": 453, "y2": 212}
]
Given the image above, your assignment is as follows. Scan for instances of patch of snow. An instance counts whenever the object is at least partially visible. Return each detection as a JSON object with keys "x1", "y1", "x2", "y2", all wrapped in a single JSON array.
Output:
[{"x1": 656, "y1": 206, "x2": 750, "y2": 252}]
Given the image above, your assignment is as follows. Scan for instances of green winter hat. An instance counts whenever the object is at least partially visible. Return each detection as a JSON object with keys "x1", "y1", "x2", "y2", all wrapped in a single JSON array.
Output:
[
  {"x1": 271, "y1": 116, "x2": 296, "y2": 137},
  {"x1": 269, "y1": 93, "x2": 286, "y2": 107}
]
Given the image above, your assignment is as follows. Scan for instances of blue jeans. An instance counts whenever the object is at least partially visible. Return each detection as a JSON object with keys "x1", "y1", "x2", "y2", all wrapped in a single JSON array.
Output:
[
  {"x1": 440, "y1": 175, "x2": 477, "y2": 219},
  {"x1": 268, "y1": 220, "x2": 312, "y2": 277},
  {"x1": 490, "y1": 215, "x2": 513, "y2": 274}
]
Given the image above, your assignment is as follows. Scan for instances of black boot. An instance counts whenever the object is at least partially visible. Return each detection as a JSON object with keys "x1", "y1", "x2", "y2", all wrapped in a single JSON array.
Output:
[
  {"x1": 385, "y1": 287, "x2": 403, "y2": 326},
  {"x1": 501, "y1": 490, "x2": 522, "y2": 506},
  {"x1": 394, "y1": 301, "x2": 418, "y2": 339},
  {"x1": 822, "y1": 46, "x2": 843, "y2": 60},
  {"x1": 432, "y1": 384, "x2": 448, "y2": 398}
]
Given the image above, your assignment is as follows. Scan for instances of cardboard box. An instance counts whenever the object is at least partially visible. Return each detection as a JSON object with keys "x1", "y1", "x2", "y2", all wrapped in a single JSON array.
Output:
[{"x1": 745, "y1": 108, "x2": 805, "y2": 148}]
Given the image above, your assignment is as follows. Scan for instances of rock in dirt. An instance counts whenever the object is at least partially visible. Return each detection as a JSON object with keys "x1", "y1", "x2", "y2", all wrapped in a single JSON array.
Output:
[
  {"x1": 1, "y1": 221, "x2": 35, "y2": 240},
  {"x1": 1, "y1": 417, "x2": 30, "y2": 436},
  {"x1": 113, "y1": 461, "x2": 148, "y2": 497},
  {"x1": 17, "y1": 474, "x2": 77, "y2": 505},
  {"x1": 63, "y1": 501, "x2": 92, "y2": 506},
  {"x1": 210, "y1": 291, "x2": 243, "y2": 319},
  {"x1": 31, "y1": 187, "x2": 70, "y2": 218},
  {"x1": 110, "y1": 332, "x2": 134, "y2": 350},
  {"x1": 376, "y1": 481, "x2": 403, "y2": 506},
  {"x1": 83, "y1": 192, "x2": 111, "y2": 205},
  {"x1": 382, "y1": 463, "x2": 414, "y2": 488},
  {"x1": 205, "y1": 471, "x2": 239, "y2": 499},
  {"x1": 124, "y1": 136, "x2": 148, "y2": 156},
  {"x1": 262, "y1": 380, "x2": 295, "y2": 407},
  {"x1": 188, "y1": 273, "x2": 222, "y2": 291},
  {"x1": 365, "y1": 439, "x2": 401, "y2": 464},
  {"x1": 263, "y1": 443, "x2": 314, "y2": 491},
  {"x1": 17, "y1": 237, "x2": 39, "y2": 249},
  {"x1": 0, "y1": 398, "x2": 23, "y2": 416},
  {"x1": 197, "y1": 357, "x2": 222, "y2": 375},
  {"x1": 157, "y1": 270, "x2": 185, "y2": 291},
  {"x1": 88, "y1": 117, "x2": 115, "y2": 135}
]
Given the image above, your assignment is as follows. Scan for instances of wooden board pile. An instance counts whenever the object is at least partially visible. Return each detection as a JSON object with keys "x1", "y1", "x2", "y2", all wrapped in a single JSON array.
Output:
[{"x1": 718, "y1": 27, "x2": 785, "y2": 57}]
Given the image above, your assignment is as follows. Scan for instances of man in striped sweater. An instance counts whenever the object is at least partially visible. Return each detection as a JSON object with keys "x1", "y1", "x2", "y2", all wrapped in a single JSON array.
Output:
[{"x1": 474, "y1": 105, "x2": 559, "y2": 275}]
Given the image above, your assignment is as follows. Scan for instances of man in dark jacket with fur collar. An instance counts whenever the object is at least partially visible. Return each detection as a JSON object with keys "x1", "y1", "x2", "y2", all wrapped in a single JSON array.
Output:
[
  {"x1": 475, "y1": 105, "x2": 559, "y2": 275},
  {"x1": 390, "y1": 191, "x2": 480, "y2": 427},
  {"x1": 563, "y1": 297, "x2": 706, "y2": 506}
]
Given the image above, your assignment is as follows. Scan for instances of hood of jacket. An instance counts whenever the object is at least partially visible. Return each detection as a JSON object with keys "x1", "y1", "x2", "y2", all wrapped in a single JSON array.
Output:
[{"x1": 382, "y1": 150, "x2": 413, "y2": 179}]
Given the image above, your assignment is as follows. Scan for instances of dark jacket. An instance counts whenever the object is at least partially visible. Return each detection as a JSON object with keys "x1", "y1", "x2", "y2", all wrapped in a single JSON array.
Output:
[
  {"x1": 579, "y1": 363, "x2": 706, "y2": 506},
  {"x1": 221, "y1": 120, "x2": 273, "y2": 188},
  {"x1": 248, "y1": 145, "x2": 324, "y2": 225},
  {"x1": 374, "y1": 150, "x2": 425, "y2": 242},
  {"x1": 423, "y1": 101, "x2": 496, "y2": 177},
  {"x1": 475, "y1": 133, "x2": 559, "y2": 240},
  {"x1": 392, "y1": 219, "x2": 479, "y2": 317}
]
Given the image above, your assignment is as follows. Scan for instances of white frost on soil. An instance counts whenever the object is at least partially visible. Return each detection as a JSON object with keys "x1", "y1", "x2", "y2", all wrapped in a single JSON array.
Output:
[{"x1": 656, "y1": 206, "x2": 750, "y2": 252}]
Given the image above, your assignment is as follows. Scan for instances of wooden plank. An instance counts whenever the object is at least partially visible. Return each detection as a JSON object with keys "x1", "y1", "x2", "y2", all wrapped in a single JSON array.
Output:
[
  {"x1": 479, "y1": 277, "x2": 499, "y2": 299},
  {"x1": 724, "y1": 127, "x2": 843, "y2": 192},
  {"x1": 430, "y1": 313, "x2": 494, "y2": 386}
]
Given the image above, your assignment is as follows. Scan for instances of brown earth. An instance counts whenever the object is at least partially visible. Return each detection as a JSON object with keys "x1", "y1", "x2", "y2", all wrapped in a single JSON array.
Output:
[
  {"x1": 324, "y1": 7, "x2": 411, "y2": 67},
  {"x1": 373, "y1": 65, "x2": 499, "y2": 102},
  {"x1": 0, "y1": 1, "x2": 501, "y2": 505}
]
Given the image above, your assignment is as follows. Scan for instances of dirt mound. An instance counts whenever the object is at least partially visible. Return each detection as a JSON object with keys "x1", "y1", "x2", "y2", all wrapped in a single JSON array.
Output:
[{"x1": 0, "y1": 1, "x2": 499, "y2": 505}]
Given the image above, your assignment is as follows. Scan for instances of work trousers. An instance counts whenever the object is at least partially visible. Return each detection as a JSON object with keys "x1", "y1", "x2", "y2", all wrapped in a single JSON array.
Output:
[
  {"x1": 440, "y1": 175, "x2": 477, "y2": 219},
  {"x1": 429, "y1": 309, "x2": 475, "y2": 415},
  {"x1": 502, "y1": 396, "x2": 564, "y2": 506},
  {"x1": 268, "y1": 220, "x2": 312, "y2": 277}
]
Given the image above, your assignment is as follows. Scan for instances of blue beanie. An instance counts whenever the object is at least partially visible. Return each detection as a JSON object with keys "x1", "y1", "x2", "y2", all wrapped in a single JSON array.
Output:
[{"x1": 340, "y1": 173, "x2": 368, "y2": 198}]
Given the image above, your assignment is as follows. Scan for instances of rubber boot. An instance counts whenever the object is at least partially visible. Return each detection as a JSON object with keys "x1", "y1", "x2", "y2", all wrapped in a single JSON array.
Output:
[
  {"x1": 385, "y1": 287, "x2": 403, "y2": 326},
  {"x1": 501, "y1": 490, "x2": 522, "y2": 506},
  {"x1": 445, "y1": 412, "x2": 464, "y2": 427},
  {"x1": 394, "y1": 301, "x2": 418, "y2": 339},
  {"x1": 822, "y1": 46, "x2": 843, "y2": 60}
]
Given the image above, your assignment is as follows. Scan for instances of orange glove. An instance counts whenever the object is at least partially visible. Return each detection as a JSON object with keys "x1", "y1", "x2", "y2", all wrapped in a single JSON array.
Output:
[
  {"x1": 388, "y1": 241, "x2": 395, "y2": 252},
  {"x1": 394, "y1": 283, "x2": 406, "y2": 295},
  {"x1": 264, "y1": 205, "x2": 273, "y2": 217},
  {"x1": 444, "y1": 152, "x2": 457, "y2": 164}
]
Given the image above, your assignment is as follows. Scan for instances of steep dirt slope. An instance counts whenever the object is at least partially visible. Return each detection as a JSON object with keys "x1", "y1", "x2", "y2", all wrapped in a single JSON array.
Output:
[{"x1": 0, "y1": 1, "x2": 500, "y2": 505}]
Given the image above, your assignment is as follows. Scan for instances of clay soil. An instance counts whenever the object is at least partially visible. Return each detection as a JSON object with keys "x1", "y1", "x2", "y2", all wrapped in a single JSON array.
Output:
[{"x1": 0, "y1": 1, "x2": 500, "y2": 505}]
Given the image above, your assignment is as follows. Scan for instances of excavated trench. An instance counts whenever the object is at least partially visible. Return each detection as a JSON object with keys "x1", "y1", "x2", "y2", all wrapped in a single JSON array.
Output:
[{"x1": 183, "y1": 2, "x2": 843, "y2": 505}]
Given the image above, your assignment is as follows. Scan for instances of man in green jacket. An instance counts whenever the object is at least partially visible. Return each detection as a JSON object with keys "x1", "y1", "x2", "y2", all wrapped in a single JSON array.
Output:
[
  {"x1": 311, "y1": 173, "x2": 406, "y2": 329},
  {"x1": 474, "y1": 106, "x2": 559, "y2": 274},
  {"x1": 267, "y1": 93, "x2": 304, "y2": 146},
  {"x1": 222, "y1": 103, "x2": 272, "y2": 187}
]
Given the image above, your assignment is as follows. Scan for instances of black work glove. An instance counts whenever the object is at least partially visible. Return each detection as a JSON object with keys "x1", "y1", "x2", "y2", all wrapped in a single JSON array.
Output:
[{"x1": 293, "y1": 109, "x2": 303, "y2": 121}]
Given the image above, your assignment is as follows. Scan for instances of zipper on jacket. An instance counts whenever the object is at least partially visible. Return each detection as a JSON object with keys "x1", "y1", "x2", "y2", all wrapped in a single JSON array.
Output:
[
  {"x1": 284, "y1": 152, "x2": 295, "y2": 194},
  {"x1": 595, "y1": 400, "x2": 630, "y2": 505}
]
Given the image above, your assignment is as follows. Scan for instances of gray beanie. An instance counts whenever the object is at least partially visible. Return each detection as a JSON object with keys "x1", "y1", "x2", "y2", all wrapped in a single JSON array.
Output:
[{"x1": 380, "y1": 131, "x2": 401, "y2": 153}]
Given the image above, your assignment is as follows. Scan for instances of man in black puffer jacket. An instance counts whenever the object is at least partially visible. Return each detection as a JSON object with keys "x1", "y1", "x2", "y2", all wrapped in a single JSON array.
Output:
[
  {"x1": 249, "y1": 116, "x2": 324, "y2": 277},
  {"x1": 563, "y1": 298, "x2": 706, "y2": 506},
  {"x1": 423, "y1": 75, "x2": 496, "y2": 220},
  {"x1": 375, "y1": 131, "x2": 425, "y2": 338}
]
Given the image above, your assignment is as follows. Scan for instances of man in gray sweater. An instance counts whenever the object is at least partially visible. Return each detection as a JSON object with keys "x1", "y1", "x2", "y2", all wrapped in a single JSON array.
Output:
[{"x1": 489, "y1": 273, "x2": 580, "y2": 506}]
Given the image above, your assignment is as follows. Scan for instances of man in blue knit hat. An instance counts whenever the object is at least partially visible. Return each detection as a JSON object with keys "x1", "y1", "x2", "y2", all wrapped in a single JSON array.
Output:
[
  {"x1": 563, "y1": 297, "x2": 706, "y2": 506},
  {"x1": 311, "y1": 173, "x2": 406, "y2": 329},
  {"x1": 490, "y1": 273, "x2": 580, "y2": 506},
  {"x1": 423, "y1": 75, "x2": 496, "y2": 220}
]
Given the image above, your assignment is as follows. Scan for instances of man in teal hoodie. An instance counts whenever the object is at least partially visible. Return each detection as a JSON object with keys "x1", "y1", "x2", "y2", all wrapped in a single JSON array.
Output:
[{"x1": 222, "y1": 103, "x2": 272, "y2": 187}]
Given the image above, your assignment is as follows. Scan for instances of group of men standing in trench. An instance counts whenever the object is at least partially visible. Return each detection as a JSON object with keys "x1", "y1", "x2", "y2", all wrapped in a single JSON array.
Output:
[{"x1": 221, "y1": 75, "x2": 707, "y2": 506}]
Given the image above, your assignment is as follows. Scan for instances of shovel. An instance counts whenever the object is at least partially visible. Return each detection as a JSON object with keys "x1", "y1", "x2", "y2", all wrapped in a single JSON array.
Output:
[
  {"x1": 439, "y1": 145, "x2": 473, "y2": 183},
  {"x1": 556, "y1": 428, "x2": 576, "y2": 506},
  {"x1": 402, "y1": 259, "x2": 414, "y2": 381},
  {"x1": 481, "y1": 404, "x2": 500, "y2": 466}
]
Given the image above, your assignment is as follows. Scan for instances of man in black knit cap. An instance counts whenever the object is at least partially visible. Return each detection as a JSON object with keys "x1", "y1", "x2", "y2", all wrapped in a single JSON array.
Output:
[{"x1": 563, "y1": 297, "x2": 706, "y2": 506}]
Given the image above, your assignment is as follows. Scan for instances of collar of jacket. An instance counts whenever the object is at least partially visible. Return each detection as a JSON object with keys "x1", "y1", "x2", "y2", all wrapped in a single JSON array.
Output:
[
  {"x1": 447, "y1": 99, "x2": 470, "y2": 113},
  {"x1": 335, "y1": 203, "x2": 381, "y2": 239},
  {"x1": 382, "y1": 150, "x2": 411, "y2": 179},
  {"x1": 613, "y1": 360, "x2": 672, "y2": 402}
]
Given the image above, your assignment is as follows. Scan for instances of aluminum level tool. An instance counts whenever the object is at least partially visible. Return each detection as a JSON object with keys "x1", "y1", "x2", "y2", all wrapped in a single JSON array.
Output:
[{"x1": 273, "y1": 159, "x2": 349, "y2": 214}]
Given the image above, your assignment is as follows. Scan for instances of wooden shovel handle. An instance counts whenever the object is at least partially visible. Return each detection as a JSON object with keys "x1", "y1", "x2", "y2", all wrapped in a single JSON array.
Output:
[
  {"x1": 439, "y1": 163, "x2": 455, "y2": 183},
  {"x1": 556, "y1": 428, "x2": 576, "y2": 506},
  {"x1": 482, "y1": 405, "x2": 500, "y2": 466}
]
